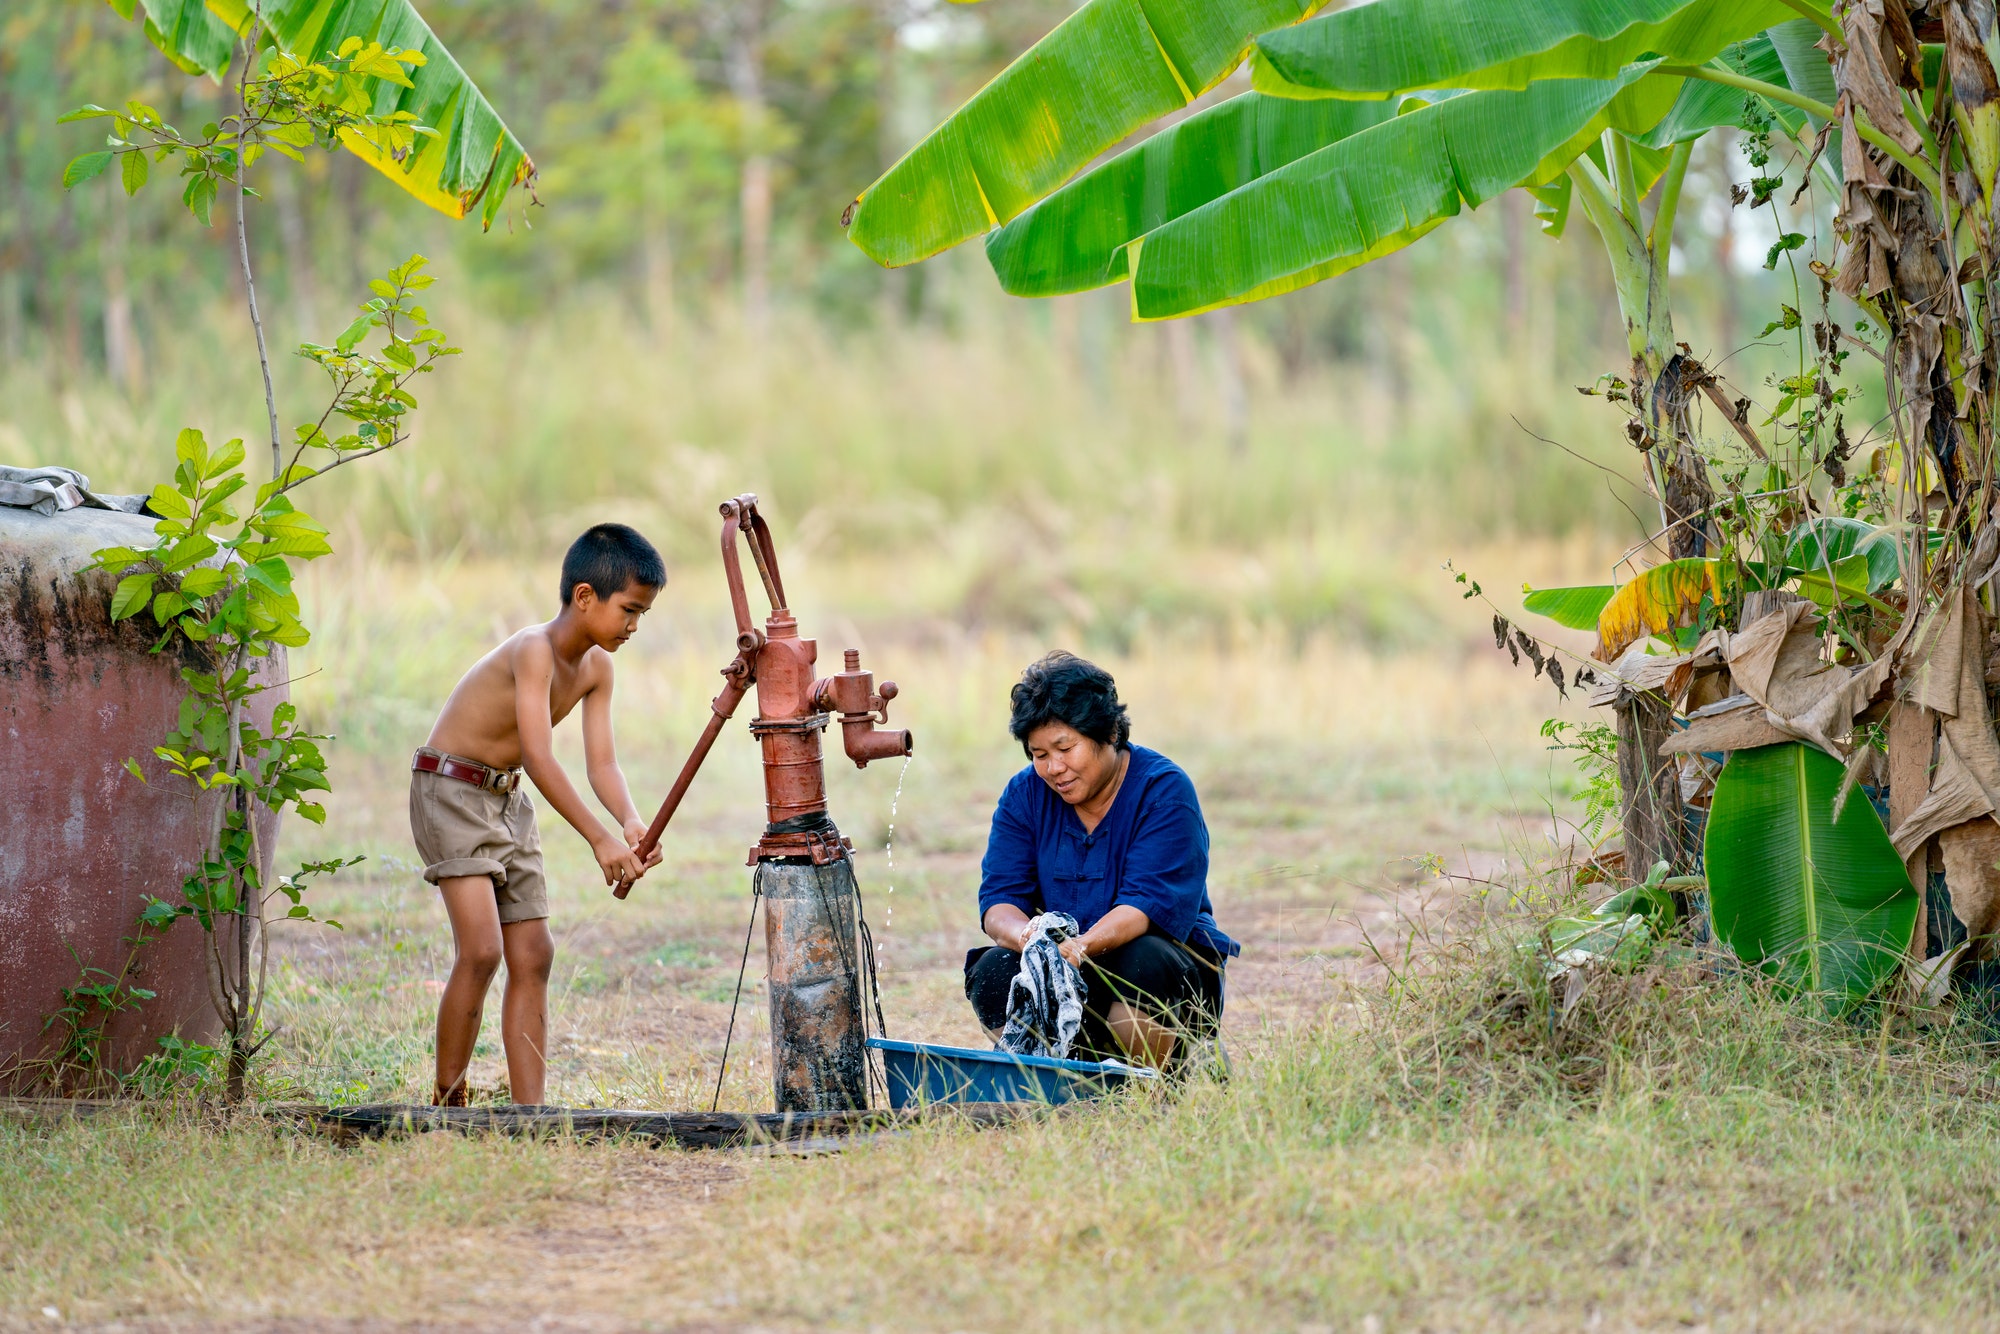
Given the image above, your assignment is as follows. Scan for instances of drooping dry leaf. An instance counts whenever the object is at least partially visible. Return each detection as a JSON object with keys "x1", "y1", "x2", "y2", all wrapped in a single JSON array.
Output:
[
  {"x1": 1938, "y1": 816, "x2": 2000, "y2": 948},
  {"x1": 1659, "y1": 701, "x2": 1794, "y2": 755},
  {"x1": 1891, "y1": 589, "x2": 2000, "y2": 856}
]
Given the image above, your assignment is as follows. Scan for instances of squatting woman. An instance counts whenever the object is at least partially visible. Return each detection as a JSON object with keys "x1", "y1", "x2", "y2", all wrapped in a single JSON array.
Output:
[{"x1": 966, "y1": 652, "x2": 1237, "y2": 1067}]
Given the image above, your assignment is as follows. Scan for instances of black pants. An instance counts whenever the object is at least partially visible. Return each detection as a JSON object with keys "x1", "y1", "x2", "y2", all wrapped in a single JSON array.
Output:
[{"x1": 964, "y1": 930, "x2": 1225, "y2": 1061}]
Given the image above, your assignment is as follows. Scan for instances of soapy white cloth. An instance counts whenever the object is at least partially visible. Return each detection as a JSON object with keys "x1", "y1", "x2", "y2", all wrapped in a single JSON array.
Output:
[{"x1": 997, "y1": 911, "x2": 1085, "y2": 1059}]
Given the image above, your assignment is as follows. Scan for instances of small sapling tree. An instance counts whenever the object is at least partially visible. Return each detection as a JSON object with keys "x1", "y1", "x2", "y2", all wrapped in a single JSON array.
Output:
[
  {"x1": 62, "y1": 9, "x2": 514, "y2": 1099},
  {"x1": 90, "y1": 258, "x2": 455, "y2": 1098}
]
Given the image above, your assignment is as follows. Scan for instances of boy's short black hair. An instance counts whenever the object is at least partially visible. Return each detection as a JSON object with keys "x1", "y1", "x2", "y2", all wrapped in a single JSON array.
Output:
[
  {"x1": 560, "y1": 523, "x2": 666, "y2": 605},
  {"x1": 1008, "y1": 651, "x2": 1130, "y2": 755}
]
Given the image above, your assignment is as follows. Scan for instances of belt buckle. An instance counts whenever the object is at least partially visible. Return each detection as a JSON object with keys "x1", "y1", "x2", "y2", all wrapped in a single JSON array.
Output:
[{"x1": 493, "y1": 769, "x2": 519, "y2": 794}]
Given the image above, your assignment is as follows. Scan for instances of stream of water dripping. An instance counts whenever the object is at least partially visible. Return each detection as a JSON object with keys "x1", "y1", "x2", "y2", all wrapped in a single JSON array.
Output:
[{"x1": 878, "y1": 754, "x2": 911, "y2": 960}]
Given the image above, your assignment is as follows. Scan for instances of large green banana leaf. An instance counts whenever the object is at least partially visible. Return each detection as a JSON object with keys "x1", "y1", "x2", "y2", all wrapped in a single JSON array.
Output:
[
  {"x1": 845, "y1": 0, "x2": 1324, "y2": 268},
  {"x1": 125, "y1": 0, "x2": 532, "y2": 227},
  {"x1": 1522, "y1": 584, "x2": 1616, "y2": 631},
  {"x1": 1786, "y1": 517, "x2": 1900, "y2": 594},
  {"x1": 122, "y1": 0, "x2": 237, "y2": 77},
  {"x1": 1029, "y1": 65, "x2": 1674, "y2": 319},
  {"x1": 1706, "y1": 742, "x2": 1917, "y2": 1004},
  {"x1": 985, "y1": 93, "x2": 1396, "y2": 297},
  {"x1": 1251, "y1": 0, "x2": 1807, "y2": 99},
  {"x1": 1766, "y1": 17, "x2": 1837, "y2": 111},
  {"x1": 1639, "y1": 30, "x2": 1786, "y2": 147},
  {"x1": 1525, "y1": 28, "x2": 1817, "y2": 236}
]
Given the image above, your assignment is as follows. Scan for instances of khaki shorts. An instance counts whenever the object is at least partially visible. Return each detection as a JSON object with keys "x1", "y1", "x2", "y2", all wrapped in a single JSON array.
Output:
[{"x1": 409, "y1": 764, "x2": 549, "y2": 924}]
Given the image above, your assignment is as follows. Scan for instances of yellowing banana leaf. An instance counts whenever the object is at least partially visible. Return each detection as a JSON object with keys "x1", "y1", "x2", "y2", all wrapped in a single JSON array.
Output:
[
  {"x1": 986, "y1": 93, "x2": 1396, "y2": 296},
  {"x1": 132, "y1": 0, "x2": 235, "y2": 76},
  {"x1": 1594, "y1": 556, "x2": 1716, "y2": 661},
  {"x1": 127, "y1": 0, "x2": 532, "y2": 227},
  {"x1": 1114, "y1": 66, "x2": 1677, "y2": 319},
  {"x1": 845, "y1": 0, "x2": 1325, "y2": 269},
  {"x1": 1252, "y1": 0, "x2": 1804, "y2": 99},
  {"x1": 1522, "y1": 584, "x2": 1616, "y2": 631}
]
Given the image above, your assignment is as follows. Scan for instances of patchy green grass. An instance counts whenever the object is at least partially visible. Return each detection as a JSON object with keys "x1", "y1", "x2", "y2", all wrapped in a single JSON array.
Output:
[{"x1": 5, "y1": 589, "x2": 1995, "y2": 1330}]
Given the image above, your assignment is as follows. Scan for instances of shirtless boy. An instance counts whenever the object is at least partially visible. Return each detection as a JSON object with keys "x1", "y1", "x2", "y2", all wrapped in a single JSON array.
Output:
[{"x1": 411, "y1": 523, "x2": 666, "y2": 1106}]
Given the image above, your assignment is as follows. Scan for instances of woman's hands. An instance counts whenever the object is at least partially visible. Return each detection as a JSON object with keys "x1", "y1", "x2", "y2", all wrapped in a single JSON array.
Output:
[
  {"x1": 982, "y1": 903, "x2": 1035, "y2": 953},
  {"x1": 1059, "y1": 905, "x2": 1149, "y2": 968},
  {"x1": 986, "y1": 904, "x2": 1153, "y2": 965}
]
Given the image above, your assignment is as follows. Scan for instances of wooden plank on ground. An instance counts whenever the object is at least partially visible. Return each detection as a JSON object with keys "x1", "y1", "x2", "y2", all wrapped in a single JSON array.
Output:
[{"x1": 0, "y1": 1097, "x2": 1051, "y2": 1148}]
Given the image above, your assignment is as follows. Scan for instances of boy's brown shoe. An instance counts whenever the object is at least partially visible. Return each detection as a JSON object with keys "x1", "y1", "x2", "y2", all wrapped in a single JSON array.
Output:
[{"x1": 433, "y1": 1080, "x2": 471, "y2": 1107}]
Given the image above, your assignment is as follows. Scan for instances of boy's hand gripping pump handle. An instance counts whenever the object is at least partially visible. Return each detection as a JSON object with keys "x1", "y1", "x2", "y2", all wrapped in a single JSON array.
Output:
[{"x1": 614, "y1": 494, "x2": 911, "y2": 899}]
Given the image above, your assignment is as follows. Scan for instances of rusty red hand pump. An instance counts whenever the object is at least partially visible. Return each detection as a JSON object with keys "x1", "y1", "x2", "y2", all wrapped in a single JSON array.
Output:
[{"x1": 616, "y1": 494, "x2": 910, "y2": 1112}]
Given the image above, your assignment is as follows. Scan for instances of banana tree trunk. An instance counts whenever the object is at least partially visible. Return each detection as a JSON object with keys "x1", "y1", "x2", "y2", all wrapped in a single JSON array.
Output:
[
  {"x1": 1569, "y1": 140, "x2": 1701, "y2": 877},
  {"x1": 1615, "y1": 688, "x2": 1688, "y2": 882}
]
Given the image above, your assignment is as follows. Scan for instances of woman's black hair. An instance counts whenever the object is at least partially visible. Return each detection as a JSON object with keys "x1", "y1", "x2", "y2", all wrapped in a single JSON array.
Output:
[{"x1": 1008, "y1": 651, "x2": 1130, "y2": 755}]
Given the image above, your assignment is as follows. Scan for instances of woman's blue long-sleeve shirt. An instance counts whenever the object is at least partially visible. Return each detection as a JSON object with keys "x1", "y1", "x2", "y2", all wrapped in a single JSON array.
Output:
[{"x1": 977, "y1": 745, "x2": 1239, "y2": 959}]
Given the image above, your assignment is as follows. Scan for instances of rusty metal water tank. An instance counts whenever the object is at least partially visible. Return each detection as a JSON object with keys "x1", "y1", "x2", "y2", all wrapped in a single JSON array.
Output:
[{"x1": 1, "y1": 502, "x2": 279, "y2": 1085}]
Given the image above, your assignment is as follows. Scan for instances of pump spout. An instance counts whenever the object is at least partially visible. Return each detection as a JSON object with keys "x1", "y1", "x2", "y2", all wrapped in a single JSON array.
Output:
[
  {"x1": 819, "y1": 649, "x2": 913, "y2": 769},
  {"x1": 843, "y1": 714, "x2": 912, "y2": 766}
]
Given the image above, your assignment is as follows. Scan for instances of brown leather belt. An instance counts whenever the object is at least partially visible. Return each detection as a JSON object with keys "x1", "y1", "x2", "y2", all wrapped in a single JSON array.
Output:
[{"x1": 411, "y1": 747, "x2": 522, "y2": 794}]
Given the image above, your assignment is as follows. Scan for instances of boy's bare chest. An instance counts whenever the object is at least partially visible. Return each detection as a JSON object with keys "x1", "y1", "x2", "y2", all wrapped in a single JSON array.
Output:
[{"x1": 546, "y1": 660, "x2": 590, "y2": 725}]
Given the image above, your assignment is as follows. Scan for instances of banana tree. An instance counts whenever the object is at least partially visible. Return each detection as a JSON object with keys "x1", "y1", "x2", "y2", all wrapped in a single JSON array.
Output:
[
  {"x1": 844, "y1": 0, "x2": 2000, "y2": 1007},
  {"x1": 845, "y1": 1, "x2": 1874, "y2": 555},
  {"x1": 107, "y1": 0, "x2": 533, "y2": 227},
  {"x1": 844, "y1": 0, "x2": 1853, "y2": 860}
]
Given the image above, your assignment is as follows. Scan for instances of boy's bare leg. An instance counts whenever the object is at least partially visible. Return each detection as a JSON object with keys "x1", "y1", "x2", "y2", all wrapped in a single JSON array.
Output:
[
  {"x1": 435, "y1": 876, "x2": 505, "y2": 1103},
  {"x1": 499, "y1": 917, "x2": 555, "y2": 1106}
]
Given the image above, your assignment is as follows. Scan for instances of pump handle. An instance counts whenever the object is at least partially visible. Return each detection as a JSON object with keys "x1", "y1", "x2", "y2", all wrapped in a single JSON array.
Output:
[
  {"x1": 616, "y1": 651, "x2": 755, "y2": 899},
  {"x1": 717, "y1": 495, "x2": 788, "y2": 645}
]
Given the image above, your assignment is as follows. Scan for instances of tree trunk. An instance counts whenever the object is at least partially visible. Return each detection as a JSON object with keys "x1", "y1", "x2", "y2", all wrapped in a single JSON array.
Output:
[
  {"x1": 275, "y1": 167, "x2": 317, "y2": 341},
  {"x1": 1162, "y1": 319, "x2": 1198, "y2": 430},
  {"x1": 56, "y1": 192, "x2": 81, "y2": 390},
  {"x1": 1710, "y1": 147, "x2": 1737, "y2": 354},
  {"x1": 1888, "y1": 700, "x2": 1937, "y2": 956},
  {"x1": 725, "y1": 8, "x2": 772, "y2": 333},
  {"x1": 637, "y1": 109, "x2": 676, "y2": 338},
  {"x1": 1209, "y1": 308, "x2": 1248, "y2": 455},
  {"x1": 1052, "y1": 294, "x2": 1079, "y2": 375},
  {"x1": 740, "y1": 152, "x2": 771, "y2": 327},
  {"x1": 228, "y1": 780, "x2": 252, "y2": 1103},
  {"x1": 1501, "y1": 187, "x2": 1527, "y2": 335},
  {"x1": 1614, "y1": 688, "x2": 1686, "y2": 878},
  {"x1": 1373, "y1": 251, "x2": 1409, "y2": 409},
  {"x1": 102, "y1": 204, "x2": 138, "y2": 396}
]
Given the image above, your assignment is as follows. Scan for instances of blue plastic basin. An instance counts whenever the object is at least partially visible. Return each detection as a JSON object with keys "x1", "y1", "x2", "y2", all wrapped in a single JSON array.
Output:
[{"x1": 867, "y1": 1037, "x2": 1156, "y2": 1108}]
